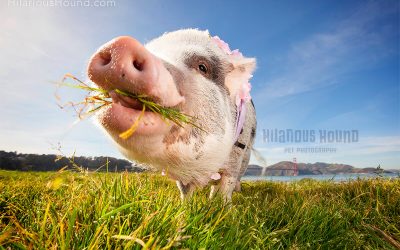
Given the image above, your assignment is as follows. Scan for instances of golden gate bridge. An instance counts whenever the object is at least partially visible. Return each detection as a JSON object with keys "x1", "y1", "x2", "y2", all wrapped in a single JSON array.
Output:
[{"x1": 261, "y1": 157, "x2": 299, "y2": 176}]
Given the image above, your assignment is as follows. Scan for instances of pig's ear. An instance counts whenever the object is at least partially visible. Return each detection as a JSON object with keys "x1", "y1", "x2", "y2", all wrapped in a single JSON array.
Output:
[
  {"x1": 225, "y1": 56, "x2": 256, "y2": 98},
  {"x1": 233, "y1": 57, "x2": 256, "y2": 74}
]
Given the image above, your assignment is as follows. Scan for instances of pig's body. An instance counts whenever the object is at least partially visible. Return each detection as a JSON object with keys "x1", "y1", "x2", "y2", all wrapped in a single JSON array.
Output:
[{"x1": 88, "y1": 29, "x2": 256, "y2": 201}]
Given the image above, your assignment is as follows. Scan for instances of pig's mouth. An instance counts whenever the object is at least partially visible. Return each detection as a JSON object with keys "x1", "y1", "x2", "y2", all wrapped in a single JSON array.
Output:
[
  {"x1": 100, "y1": 89, "x2": 178, "y2": 137},
  {"x1": 109, "y1": 90, "x2": 145, "y2": 111}
]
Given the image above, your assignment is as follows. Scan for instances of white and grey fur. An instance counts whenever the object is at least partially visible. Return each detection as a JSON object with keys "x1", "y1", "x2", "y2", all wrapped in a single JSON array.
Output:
[{"x1": 99, "y1": 29, "x2": 257, "y2": 201}]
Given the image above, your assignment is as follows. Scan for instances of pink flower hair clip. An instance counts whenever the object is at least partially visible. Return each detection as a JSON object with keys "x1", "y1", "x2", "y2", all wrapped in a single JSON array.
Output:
[{"x1": 211, "y1": 36, "x2": 252, "y2": 105}]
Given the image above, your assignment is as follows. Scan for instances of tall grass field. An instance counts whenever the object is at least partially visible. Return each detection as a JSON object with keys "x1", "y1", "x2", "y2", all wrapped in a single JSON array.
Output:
[{"x1": 0, "y1": 170, "x2": 399, "y2": 249}]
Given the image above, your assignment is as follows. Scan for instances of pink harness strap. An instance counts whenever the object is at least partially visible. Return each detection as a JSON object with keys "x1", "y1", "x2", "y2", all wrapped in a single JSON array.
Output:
[{"x1": 211, "y1": 35, "x2": 251, "y2": 147}]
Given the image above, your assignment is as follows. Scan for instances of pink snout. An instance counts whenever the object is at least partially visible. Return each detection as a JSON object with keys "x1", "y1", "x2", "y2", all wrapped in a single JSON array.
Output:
[{"x1": 87, "y1": 36, "x2": 184, "y2": 107}]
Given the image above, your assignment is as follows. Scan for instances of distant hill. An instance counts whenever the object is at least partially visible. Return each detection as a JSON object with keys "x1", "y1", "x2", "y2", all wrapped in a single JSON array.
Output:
[
  {"x1": 245, "y1": 162, "x2": 394, "y2": 176},
  {"x1": 1, "y1": 150, "x2": 395, "y2": 176},
  {"x1": 0, "y1": 150, "x2": 143, "y2": 172}
]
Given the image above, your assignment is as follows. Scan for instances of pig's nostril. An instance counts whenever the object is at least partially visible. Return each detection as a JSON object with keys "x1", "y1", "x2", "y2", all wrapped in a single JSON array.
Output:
[
  {"x1": 133, "y1": 60, "x2": 143, "y2": 71},
  {"x1": 99, "y1": 52, "x2": 112, "y2": 66}
]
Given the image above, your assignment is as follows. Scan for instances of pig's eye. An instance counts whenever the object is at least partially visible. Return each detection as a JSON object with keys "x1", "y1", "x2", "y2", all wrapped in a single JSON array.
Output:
[{"x1": 198, "y1": 64, "x2": 208, "y2": 74}]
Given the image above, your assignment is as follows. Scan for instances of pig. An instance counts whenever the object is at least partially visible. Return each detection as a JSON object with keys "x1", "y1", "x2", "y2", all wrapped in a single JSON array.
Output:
[{"x1": 87, "y1": 29, "x2": 257, "y2": 201}]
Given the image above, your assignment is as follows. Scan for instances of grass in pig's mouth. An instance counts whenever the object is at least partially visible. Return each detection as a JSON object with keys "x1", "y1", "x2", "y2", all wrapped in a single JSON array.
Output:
[{"x1": 56, "y1": 73, "x2": 204, "y2": 139}]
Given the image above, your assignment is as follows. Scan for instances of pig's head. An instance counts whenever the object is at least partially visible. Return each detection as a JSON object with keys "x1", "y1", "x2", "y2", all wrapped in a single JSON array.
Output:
[{"x1": 87, "y1": 29, "x2": 256, "y2": 185}]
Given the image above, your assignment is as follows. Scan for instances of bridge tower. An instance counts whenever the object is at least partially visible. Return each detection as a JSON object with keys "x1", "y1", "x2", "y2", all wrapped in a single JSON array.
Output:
[{"x1": 293, "y1": 157, "x2": 298, "y2": 176}]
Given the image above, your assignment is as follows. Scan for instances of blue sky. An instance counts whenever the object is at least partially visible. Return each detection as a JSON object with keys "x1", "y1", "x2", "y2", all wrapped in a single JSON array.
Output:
[{"x1": 0, "y1": 0, "x2": 399, "y2": 168}]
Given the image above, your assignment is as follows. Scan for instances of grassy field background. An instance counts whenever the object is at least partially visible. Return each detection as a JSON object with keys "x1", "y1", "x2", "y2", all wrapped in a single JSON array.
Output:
[{"x1": 0, "y1": 170, "x2": 399, "y2": 249}]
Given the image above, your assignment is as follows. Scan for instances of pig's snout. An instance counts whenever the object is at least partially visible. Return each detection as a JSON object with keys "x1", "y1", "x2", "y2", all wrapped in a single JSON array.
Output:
[
  {"x1": 88, "y1": 36, "x2": 157, "y2": 95},
  {"x1": 88, "y1": 36, "x2": 184, "y2": 107}
]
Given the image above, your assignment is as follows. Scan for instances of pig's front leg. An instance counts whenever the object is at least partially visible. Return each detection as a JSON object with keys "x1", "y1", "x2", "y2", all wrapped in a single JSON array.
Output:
[
  {"x1": 176, "y1": 180, "x2": 195, "y2": 200},
  {"x1": 209, "y1": 135, "x2": 254, "y2": 201},
  {"x1": 209, "y1": 174, "x2": 239, "y2": 201}
]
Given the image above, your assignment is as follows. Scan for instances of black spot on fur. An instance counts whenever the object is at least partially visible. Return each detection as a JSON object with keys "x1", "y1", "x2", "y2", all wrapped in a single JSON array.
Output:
[{"x1": 251, "y1": 127, "x2": 256, "y2": 140}]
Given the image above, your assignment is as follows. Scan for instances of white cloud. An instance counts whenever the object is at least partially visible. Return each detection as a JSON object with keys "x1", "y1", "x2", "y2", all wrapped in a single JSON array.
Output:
[
  {"x1": 0, "y1": 7, "x2": 94, "y2": 105},
  {"x1": 250, "y1": 2, "x2": 399, "y2": 169},
  {"x1": 0, "y1": 6, "x2": 111, "y2": 156},
  {"x1": 0, "y1": 3, "x2": 161, "y2": 158}
]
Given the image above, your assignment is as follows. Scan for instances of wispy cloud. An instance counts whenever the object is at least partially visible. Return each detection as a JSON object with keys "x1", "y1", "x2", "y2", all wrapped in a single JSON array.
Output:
[
  {"x1": 0, "y1": 8, "x2": 93, "y2": 108},
  {"x1": 255, "y1": 1, "x2": 398, "y2": 101},
  {"x1": 0, "y1": 3, "x2": 161, "y2": 158},
  {"x1": 0, "y1": 6, "x2": 116, "y2": 156}
]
